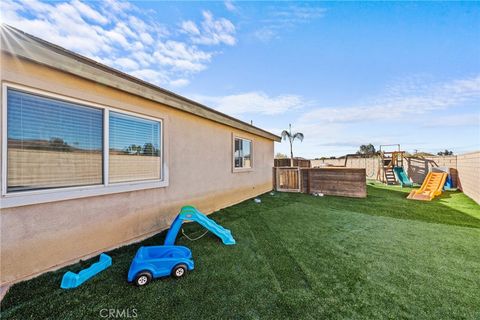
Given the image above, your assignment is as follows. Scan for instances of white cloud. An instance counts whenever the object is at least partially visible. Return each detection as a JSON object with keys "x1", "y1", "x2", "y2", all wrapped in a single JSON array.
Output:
[
  {"x1": 224, "y1": 0, "x2": 236, "y2": 12},
  {"x1": 181, "y1": 11, "x2": 236, "y2": 46},
  {"x1": 299, "y1": 75, "x2": 480, "y2": 124},
  {"x1": 154, "y1": 40, "x2": 213, "y2": 73},
  {"x1": 181, "y1": 20, "x2": 200, "y2": 35},
  {"x1": 130, "y1": 69, "x2": 168, "y2": 85},
  {"x1": 71, "y1": 0, "x2": 108, "y2": 24},
  {"x1": 194, "y1": 91, "x2": 308, "y2": 116},
  {"x1": 102, "y1": 0, "x2": 133, "y2": 15},
  {"x1": 272, "y1": 6, "x2": 326, "y2": 22},
  {"x1": 1, "y1": 0, "x2": 235, "y2": 87},
  {"x1": 421, "y1": 113, "x2": 480, "y2": 128},
  {"x1": 114, "y1": 57, "x2": 139, "y2": 71},
  {"x1": 253, "y1": 5, "x2": 326, "y2": 42},
  {"x1": 169, "y1": 78, "x2": 190, "y2": 87},
  {"x1": 253, "y1": 28, "x2": 278, "y2": 42}
]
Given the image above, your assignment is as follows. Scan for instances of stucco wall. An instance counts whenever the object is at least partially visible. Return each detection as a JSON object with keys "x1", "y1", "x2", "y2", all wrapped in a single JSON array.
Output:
[{"x1": 0, "y1": 54, "x2": 275, "y2": 285}]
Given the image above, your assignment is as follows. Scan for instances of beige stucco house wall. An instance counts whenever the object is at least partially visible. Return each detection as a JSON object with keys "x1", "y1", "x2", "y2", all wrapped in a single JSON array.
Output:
[{"x1": 0, "y1": 26, "x2": 280, "y2": 286}]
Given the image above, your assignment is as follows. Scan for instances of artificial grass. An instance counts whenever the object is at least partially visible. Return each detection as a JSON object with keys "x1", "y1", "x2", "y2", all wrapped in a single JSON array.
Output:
[{"x1": 2, "y1": 183, "x2": 479, "y2": 319}]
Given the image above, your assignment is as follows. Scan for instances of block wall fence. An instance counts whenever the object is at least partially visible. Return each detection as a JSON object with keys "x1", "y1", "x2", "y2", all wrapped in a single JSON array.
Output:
[{"x1": 455, "y1": 152, "x2": 480, "y2": 204}]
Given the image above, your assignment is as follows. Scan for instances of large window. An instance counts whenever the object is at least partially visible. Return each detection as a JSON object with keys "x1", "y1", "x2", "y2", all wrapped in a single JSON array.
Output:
[
  {"x1": 234, "y1": 137, "x2": 252, "y2": 169},
  {"x1": 4, "y1": 87, "x2": 164, "y2": 197},
  {"x1": 7, "y1": 89, "x2": 103, "y2": 192},
  {"x1": 109, "y1": 112, "x2": 161, "y2": 183}
]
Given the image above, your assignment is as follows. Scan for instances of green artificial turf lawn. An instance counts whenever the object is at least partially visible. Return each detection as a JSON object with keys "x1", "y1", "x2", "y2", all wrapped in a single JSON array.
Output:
[{"x1": 2, "y1": 183, "x2": 480, "y2": 319}]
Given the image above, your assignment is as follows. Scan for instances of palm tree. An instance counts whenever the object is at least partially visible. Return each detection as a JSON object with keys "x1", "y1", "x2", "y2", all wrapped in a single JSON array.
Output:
[{"x1": 281, "y1": 124, "x2": 304, "y2": 166}]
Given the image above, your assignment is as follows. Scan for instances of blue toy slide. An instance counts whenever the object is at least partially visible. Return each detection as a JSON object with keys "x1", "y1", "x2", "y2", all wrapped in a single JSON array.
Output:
[
  {"x1": 393, "y1": 167, "x2": 413, "y2": 187},
  {"x1": 61, "y1": 253, "x2": 112, "y2": 289},
  {"x1": 164, "y1": 206, "x2": 235, "y2": 246}
]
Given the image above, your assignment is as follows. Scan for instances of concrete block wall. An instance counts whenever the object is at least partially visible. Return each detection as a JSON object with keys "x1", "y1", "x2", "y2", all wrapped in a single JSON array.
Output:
[
  {"x1": 311, "y1": 158, "x2": 379, "y2": 179},
  {"x1": 456, "y1": 151, "x2": 480, "y2": 204}
]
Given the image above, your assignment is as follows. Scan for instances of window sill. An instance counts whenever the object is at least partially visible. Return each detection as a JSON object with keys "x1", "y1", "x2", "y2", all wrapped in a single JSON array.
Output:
[
  {"x1": 0, "y1": 179, "x2": 169, "y2": 209},
  {"x1": 232, "y1": 167, "x2": 254, "y2": 173}
]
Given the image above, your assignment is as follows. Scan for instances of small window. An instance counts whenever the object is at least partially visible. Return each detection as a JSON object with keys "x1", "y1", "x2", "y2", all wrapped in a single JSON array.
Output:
[
  {"x1": 109, "y1": 112, "x2": 161, "y2": 183},
  {"x1": 234, "y1": 137, "x2": 252, "y2": 169},
  {"x1": 6, "y1": 89, "x2": 103, "y2": 192}
]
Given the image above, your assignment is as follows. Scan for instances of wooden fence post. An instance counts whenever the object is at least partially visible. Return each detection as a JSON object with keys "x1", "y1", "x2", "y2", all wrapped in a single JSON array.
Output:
[{"x1": 308, "y1": 169, "x2": 312, "y2": 194}]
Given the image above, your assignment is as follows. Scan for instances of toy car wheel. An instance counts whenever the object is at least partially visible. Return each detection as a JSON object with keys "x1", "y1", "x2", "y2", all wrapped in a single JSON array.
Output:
[
  {"x1": 134, "y1": 271, "x2": 152, "y2": 286},
  {"x1": 172, "y1": 264, "x2": 187, "y2": 278}
]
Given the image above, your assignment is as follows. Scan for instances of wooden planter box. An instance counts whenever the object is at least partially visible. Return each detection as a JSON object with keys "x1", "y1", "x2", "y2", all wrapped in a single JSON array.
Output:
[{"x1": 274, "y1": 167, "x2": 367, "y2": 198}]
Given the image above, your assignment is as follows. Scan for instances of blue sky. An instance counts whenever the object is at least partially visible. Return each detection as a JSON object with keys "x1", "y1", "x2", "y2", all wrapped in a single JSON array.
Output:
[{"x1": 2, "y1": 0, "x2": 479, "y2": 157}]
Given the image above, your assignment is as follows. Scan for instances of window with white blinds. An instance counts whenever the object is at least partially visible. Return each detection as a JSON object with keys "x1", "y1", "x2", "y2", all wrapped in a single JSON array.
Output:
[
  {"x1": 4, "y1": 87, "x2": 164, "y2": 195},
  {"x1": 109, "y1": 112, "x2": 161, "y2": 183},
  {"x1": 7, "y1": 89, "x2": 103, "y2": 192}
]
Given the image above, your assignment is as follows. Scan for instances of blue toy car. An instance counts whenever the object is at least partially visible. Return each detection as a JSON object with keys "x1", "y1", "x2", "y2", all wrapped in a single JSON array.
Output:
[{"x1": 127, "y1": 245, "x2": 194, "y2": 286}]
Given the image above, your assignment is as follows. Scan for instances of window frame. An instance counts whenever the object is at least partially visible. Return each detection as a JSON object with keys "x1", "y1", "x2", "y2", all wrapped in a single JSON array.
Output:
[
  {"x1": 1, "y1": 82, "x2": 168, "y2": 208},
  {"x1": 232, "y1": 135, "x2": 254, "y2": 173},
  {"x1": 108, "y1": 110, "x2": 163, "y2": 184}
]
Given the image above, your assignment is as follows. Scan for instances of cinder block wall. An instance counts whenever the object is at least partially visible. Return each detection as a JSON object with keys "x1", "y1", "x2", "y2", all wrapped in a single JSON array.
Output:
[
  {"x1": 311, "y1": 158, "x2": 379, "y2": 179},
  {"x1": 456, "y1": 151, "x2": 480, "y2": 204}
]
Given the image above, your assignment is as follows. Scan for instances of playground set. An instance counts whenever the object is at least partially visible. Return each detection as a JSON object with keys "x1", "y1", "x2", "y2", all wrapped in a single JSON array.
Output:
[
  {"x1": 61, "y1": 206, "x2": 235, "y2": 288},
  {"x1": 376, "y1": 144, "x2": 413, "y2": 187},
  {"x1": 376, "y1": 144, "x2": 451, "y2": 201}
]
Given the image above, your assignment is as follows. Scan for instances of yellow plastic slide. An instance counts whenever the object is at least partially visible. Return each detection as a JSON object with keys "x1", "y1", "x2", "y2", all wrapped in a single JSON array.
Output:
[{"x1": 407, "y1": 172, "x2": 447, "y2": 201}]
